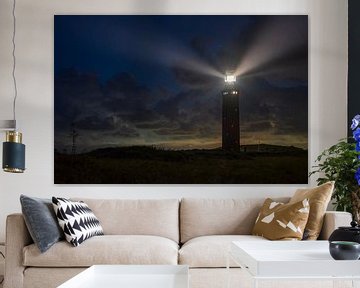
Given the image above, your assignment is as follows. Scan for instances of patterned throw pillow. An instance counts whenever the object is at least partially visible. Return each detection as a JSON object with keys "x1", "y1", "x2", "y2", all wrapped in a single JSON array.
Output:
[
  {"x1": 289, "y1": 181, "x2": 334, "y2": 240},
  {"x1": 252, "y1": 198, "x2": 310, "y2": 240},
  {"x1": 52, "y1": 197, "x2": 104, "y2": 247}
]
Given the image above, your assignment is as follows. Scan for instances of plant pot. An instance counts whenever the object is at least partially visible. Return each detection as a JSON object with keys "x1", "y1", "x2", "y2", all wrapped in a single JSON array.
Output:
[{"x1": 329, "y1": 221, "x2": 360, "y2": 244}]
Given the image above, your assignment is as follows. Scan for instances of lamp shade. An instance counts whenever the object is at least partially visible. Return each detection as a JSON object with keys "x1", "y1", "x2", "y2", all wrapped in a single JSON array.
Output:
[{"x1": 2, "y1": 131, "x2": 25, "y2": 173}]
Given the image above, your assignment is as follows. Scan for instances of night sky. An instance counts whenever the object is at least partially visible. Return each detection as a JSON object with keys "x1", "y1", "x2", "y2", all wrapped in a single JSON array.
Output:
[{"x1": 54, "y1": 15, "x2": 308, "y2": 152}]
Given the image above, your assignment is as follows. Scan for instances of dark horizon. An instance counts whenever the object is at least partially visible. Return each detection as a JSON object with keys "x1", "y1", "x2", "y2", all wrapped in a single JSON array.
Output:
[
  {"x1": 55, "y1": 15, "x2": 308, "y2": 154},
  {"x1": 55, "y1": 144, "x2": 308, "y2": 156}
]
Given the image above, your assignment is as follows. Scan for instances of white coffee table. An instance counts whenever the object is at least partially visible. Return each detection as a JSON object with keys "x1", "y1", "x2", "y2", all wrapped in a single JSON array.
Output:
[
  {"x1": 58, "y1": 265, "x2": 189, "y2": 288},
  {"x1": 228, "y1": 241, "x2": 360, "y2": 288}
]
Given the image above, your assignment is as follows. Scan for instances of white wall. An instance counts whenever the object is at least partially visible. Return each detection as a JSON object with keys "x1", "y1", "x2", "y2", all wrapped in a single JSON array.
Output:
[{"x1": 0, "y1": 0, "x2": 348, "y2": 242}]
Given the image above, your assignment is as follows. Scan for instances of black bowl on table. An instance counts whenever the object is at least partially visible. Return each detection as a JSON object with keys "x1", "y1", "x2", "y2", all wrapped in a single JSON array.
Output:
[{"x1": 329, "y1": 241, "x2": 360, "y2": 260}]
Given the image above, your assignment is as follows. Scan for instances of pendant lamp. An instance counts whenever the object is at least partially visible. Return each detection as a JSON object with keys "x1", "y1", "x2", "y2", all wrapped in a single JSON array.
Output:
[{"x1": 1, "y1": 0, "x2": 25, "y2": 173}]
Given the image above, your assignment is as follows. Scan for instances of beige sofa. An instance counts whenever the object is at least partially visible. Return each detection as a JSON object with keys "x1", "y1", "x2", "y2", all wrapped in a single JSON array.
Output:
[{"x1": 4, "y1": 198, "x2": 352, "y2": 288}]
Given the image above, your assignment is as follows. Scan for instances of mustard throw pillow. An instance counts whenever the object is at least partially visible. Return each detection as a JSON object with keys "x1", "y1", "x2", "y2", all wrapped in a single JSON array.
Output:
[
  {"x1": 252, "y1": 198, "x2": 310, "y2": 240},
  {"x1": 289, "y1": 181, "x2": 334, "y2": 240}
]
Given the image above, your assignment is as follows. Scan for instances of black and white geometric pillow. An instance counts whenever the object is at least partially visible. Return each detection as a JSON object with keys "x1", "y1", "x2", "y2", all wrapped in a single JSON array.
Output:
[{"x1": 52, "y1": 197, "x2": 104, "y2": 247}]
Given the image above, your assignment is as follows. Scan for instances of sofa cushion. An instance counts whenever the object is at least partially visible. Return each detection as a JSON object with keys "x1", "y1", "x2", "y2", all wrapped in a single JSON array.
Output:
[
  {"x1": 23, "y1": 235, "x2": 178, "y2": 267},
  {"x1": 20, "y1": 195, "x2": 64, "y2": 253},
  {"x1": 52, "y1": 197, "x2": 104, "y2": 247},
  {"x1": 179, "y1": 235, "x2": 267, "y2": 268},
  {"x1": 252, "y1": 198, "x2": 310, "y2": 240},
  {"x1": 180, "y1": 198, "x2": 289, "y2": 243},
  {"x1": 72, "y1": 198, "x2": 179, "y2": 243},
  {"x1": 24, "y1": 268, "x2": 86, "y2": 288},
  {"x1": 290, "y1": 181, "x2": 334, "y2": 240}
]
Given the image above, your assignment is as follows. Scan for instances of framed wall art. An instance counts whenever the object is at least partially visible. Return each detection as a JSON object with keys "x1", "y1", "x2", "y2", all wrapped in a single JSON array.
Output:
[{"x1": 54, "y1": 15, "x2": 308, "y2": 184}]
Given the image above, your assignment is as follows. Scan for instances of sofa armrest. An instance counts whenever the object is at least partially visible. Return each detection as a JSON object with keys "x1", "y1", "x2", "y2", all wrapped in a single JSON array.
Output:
[
  {"x1": 318, "y1": 211, "x2": 352, "y2": 240},
  {"x1": 4, "y1": 213, "x2": 32, "y2": 288}
]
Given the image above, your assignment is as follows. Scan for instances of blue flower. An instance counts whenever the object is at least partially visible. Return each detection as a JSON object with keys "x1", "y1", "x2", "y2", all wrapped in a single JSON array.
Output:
[
  {"x1": 354, "y1": 128, "x2": 360, "y2": 142},
  {"x1": 352, "y1": 115, "x2": 360, "y2": 130},
  {"x1": 356, "y1": 168, "x2": 360, "y2": 186},
  {"x1": 357, "y1": 142, "x2": 360, "y2": 152}
]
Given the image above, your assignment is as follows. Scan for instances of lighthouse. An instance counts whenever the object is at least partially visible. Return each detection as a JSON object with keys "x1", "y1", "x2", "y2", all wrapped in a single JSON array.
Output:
[{"x1": 222, "y1": 73, "x2": 240, "y2": 152}]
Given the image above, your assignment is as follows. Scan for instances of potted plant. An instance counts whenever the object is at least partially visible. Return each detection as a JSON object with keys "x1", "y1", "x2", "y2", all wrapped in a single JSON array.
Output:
[{"x1": 310, "y1": 115, "x2": 360, "y2": 222}]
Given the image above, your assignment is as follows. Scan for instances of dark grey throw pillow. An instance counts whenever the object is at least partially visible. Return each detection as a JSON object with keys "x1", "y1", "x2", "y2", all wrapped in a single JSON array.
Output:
[{"x1": 20, "y1": 195, "x2": 64, "y2": 253}]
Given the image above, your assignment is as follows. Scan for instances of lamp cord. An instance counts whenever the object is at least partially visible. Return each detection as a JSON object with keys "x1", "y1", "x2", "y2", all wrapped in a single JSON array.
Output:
[{"x1": 12, "y1": 0, "x2": 18, "y2": 127}]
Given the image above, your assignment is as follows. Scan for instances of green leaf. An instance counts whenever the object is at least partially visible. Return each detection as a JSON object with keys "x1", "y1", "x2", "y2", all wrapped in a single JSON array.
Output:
[{"x1": 310, "y1": 139, "x2": 359, "y2": 213}]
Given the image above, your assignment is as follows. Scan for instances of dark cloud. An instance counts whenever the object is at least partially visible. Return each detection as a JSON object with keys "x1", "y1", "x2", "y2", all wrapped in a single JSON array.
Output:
[
  {"x1": 104, "y1": 126, "x2": 140, "y2": 138},
  {"x1": 54, "y1": 68, "x2": 104, "y2": 131},
  {"x1": 171, "y1": 66, "x2": 219, "y2": 88},
  {"x1": 239, "y1": 76, "x2": 308, "y2": 136},
  {"x1": 242, "y1": 120, "x2": 274, "y2": 132},
  {"x1": 135, "y1": 119, "x2": 173, "y2": 130},
  {"x1": 75, "y1": 116, "x2": 114, "y2": 131}
]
